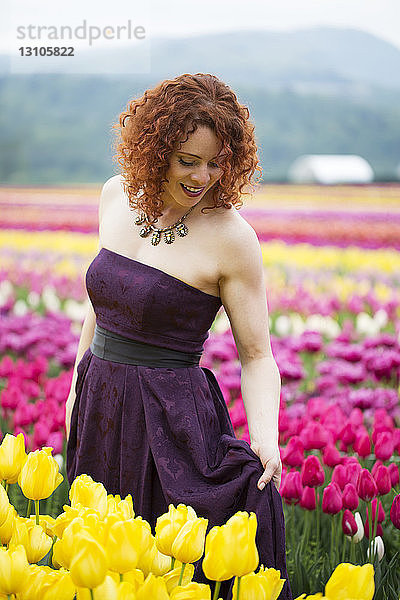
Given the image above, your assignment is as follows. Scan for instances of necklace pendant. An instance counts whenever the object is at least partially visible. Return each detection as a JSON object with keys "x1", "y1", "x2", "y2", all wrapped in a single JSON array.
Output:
[
  {"x1": 164, "y1": 229, "x2": 175, "y2": 244},
  {"x1": 151, "y1": 230, "x2": 161, "y2": 245},
  {"x1": 139, "y1": 225, "x2": 152, "y2": 238},
  {"x1": 176, "y1": 222, "x2": 188, "y2": 237},
  {"x1": 135, "y1": 213, "x2": 147, "y2": 225}
]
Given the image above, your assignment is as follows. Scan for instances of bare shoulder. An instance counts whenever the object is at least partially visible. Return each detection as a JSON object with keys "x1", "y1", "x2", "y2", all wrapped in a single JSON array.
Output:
[
  {"x1": 98, "y1": 174, "x2": 125, "y2": 221},
  {"x1": 213, "y1": 207, "x2": 263, "y2": 282}
]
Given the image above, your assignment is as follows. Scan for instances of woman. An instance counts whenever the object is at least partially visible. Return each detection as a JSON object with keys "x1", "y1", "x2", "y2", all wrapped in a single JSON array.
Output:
[{"x1": 66, "y1": 73, "x2": 292, "y2": 600}]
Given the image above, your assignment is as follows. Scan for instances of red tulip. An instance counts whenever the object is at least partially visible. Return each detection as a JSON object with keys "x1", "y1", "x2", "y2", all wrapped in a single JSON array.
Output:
[
  {"x1": 332, "y1": 464, "x2": 348, "y2": 491},
  {"x1": 366, "y1": 498, "x2": 385, "y2": 524},
  {"x1": 301, "y1": 455, "x2": 325, "y2": 488},
  {"x1": 357, "y1": 469, "x2": 378, "y2": 502},
  {"x1": 300, "y1": 486, "x2": 317, "y2": 511},
  {"x1": 388, "y1": 462, "x2": 399, "y2": 487},
  {"x1": 342, "y1": 483, "x2": 359, "y2": 511},
  {"x1": 322, "y1": 483, "x2": 343, "y2": 515},
  {"x1": 342, "y1": 509, "x2": 357, "y2": 536},
  {"x1": 390, "y1": 494, "x2": 400, "y2": 529},
  {"x1": 354, "y1": 433, "x2": 371, "y2": 458},
  {"x1": 282, "y1": 436, "x2": 304, "y2": 468},
  {"x1": 374, "y1": 431, "x2": 394, "y2": 461},
  {"x1": 373, "y1": 464, "x2": 392, "y2": 496},
  {"x1": 281, "y1": 470, "x2": 303, "y2": 505},
  {"x1": 322, "y1": 443, "x2": 342, "y2": 468}
]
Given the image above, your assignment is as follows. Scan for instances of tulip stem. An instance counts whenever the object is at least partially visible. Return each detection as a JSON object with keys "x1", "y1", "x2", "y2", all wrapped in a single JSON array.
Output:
[
  {"x1": 330, "y1": 517, "x2": 335, "y2": 570},
  {"x1": 178, "y1": 563, "x2": 186, "y2": 586},
  {"x1": 371, "y1": 500, "x2": 379, "y2": 564},
  {"x1": 25, "y1": 499, "x2": 32, "y2": 518},
  {"x1": 90, "y1": 591, "x2": 94, "y2": 600},
  {"x1": 35, "y1": 499, "x2": 40, "y2": 526},
  {"x1": 367, "y1": 500, "x2": 373, "y2": 563},
  {"x1": 171, "y1": 557, "x2": 175, "y2": 570},
  {"x1": 212, "y1": 581, "x2": 221, "y2": 600},
  {"x1": 236, "y1": 575, "x2": 242, "y2": 600},
  {"x1": 120, "y1": 573, "x2": 123, "y2": 582}
]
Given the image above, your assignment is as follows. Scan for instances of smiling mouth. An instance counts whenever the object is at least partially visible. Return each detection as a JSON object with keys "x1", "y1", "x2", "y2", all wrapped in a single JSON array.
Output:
[{"x1": 180, "y1": 183, "x2": 205, "y2": 196}]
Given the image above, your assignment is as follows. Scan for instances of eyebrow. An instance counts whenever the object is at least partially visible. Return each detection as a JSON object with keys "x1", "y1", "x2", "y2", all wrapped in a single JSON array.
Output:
[{"x1": 178, "y1": 152, "x2": 220, "y2": 160}]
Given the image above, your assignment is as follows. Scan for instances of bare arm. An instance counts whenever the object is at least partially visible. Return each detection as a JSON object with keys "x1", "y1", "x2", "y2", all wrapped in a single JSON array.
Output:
[
  {"x1": 219, "y1": 218, "x2": 282, "y2": 490},
  {"x1": 65, "y1": 175, "x2": 116, "y2": 439}
]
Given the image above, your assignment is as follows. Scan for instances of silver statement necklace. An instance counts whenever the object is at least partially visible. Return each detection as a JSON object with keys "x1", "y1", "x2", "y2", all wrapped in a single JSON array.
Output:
[{"x1": 134, "y1": 200, "x2": 202, "y2": 246}]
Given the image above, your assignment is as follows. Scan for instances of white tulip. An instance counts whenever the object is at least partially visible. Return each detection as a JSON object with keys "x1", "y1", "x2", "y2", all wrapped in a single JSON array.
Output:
[
  {"x1": 275, "y1": 315, "x2": 291, "y2": 336},
  {"x1": 367, "y1": 535, "x2": 385, "y2": 562},
  {"x1": 352, "y1": 512, "x2": 365, "y2": 543},
  {"x1": 13, "y1": 299, "x2": 28, "y2": 316}
]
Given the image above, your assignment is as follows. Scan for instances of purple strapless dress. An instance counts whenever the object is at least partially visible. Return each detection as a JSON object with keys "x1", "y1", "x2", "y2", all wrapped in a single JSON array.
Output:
[{"x1": 66, "y1": 247, "x2": 292, "y2": 600}]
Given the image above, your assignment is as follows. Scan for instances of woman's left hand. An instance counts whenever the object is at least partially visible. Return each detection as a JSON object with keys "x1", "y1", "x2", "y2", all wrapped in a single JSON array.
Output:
[{"x1": 250, "y1": 441, "x2": 282, "y2": 492}]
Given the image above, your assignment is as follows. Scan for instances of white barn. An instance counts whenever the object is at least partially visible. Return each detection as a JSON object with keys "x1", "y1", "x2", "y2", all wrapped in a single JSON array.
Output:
[{"x1": 287, "y1": 154, "x2": 374, "y2": 184}]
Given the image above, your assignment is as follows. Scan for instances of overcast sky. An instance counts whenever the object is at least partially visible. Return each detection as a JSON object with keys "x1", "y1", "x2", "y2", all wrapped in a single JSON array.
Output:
[{"x1": 2, "y1": 0, "x2": 400, "y2": 52}]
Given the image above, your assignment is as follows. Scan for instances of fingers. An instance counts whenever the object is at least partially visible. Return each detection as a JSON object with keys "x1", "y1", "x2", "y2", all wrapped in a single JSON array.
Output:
[{"x1": 257, "y1": 465, "x2": 281, "y2": 491}]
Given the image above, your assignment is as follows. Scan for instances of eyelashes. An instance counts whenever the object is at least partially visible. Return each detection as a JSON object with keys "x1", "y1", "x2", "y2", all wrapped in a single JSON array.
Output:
[{"x1": 178, "y1": 158, "x2": 220, "y2": 168}]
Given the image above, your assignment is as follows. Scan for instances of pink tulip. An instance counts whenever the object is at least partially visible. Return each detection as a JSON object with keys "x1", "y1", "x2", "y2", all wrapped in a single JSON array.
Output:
[
  {"x1": 300, "y1": 421, "x2": 332, "y2": 450},
  {"x1": 342, "y1": 509, "x2": 357, "y2": 536},
  {"x1": 374, "y1": 431, "x2": 394, "y2": 461},
  {"x1": 332, "y1": 464, "x2": 348, "y2": 491},
  {"x1": 343, "y1": 459, "x2": 362, "y2": 488},
  {"x1": 354, "y1": 433, "x2": 371, "y2": 458},
  {"x1": 388, "y1": 463, "x2": 399, "y2": 487},
  {"x1": 366, "y1": 498, "x2": 385, "y2": 524},
  {"x1": 281, "y1": 470, "x2": 303, "y2": 505},
  {"x1": 322, "y1": 483, "x2": 343, "y2": 515},
  {"x1": 371, "y1": 459, "x2": 383, "y2": 479},
  {"x1": 342, "y1": 483, "x2": 359, "y2": 511},
  {"x1": 339, "y1": 422, "x2": 357, "y2": 446},
  {"x1": 357, "y1": 469, "x2": 378, "y2": 502},
  {"x1": 300, "y1": 486, "x2": 317, "y2": 511},
  {"x1": 374, "y1": 464, "x2": 392, "y2": 495},
  {"x1": 390, "y1": 494, "x2": 400, "y2": 529},
  {"x1": 282, "y1": 436, "x2": 304, "y2": 468},
  {"x1": 301, "y1": 455, "x2": 325, "y2": 488},
  {"x1": 322, "y1": 443, "x2": 342, "y2": 468},
  {"x1": 393, "y1": 429, "x2": 400, "y2": 454}
]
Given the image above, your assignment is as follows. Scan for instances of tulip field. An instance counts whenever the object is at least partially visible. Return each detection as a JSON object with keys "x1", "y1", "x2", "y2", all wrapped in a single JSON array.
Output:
[{"x1": 0, "y1": 183, "x2": 399, "y2": 599}]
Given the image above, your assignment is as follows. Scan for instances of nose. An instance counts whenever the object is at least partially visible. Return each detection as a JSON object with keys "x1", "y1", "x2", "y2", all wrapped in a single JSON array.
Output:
[{"x1": 190, "y1": 164, "x2": 211, "y2": 187}]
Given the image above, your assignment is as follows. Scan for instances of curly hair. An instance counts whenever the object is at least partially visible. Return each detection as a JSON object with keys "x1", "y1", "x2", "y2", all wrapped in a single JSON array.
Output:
[{"x1": 111, "y1": 73, "x2": 262, "y2": 223}]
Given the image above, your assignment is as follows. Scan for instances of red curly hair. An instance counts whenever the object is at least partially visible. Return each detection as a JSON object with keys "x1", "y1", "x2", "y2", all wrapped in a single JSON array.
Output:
[{"x1": 111, "y1": 72, "x2": 262, "y2": 223}]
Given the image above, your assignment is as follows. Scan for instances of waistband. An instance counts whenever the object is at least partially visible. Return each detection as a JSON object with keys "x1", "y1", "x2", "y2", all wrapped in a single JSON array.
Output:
[{"x1": 90, "y1": 324, "x2": 203, "y2": 368}]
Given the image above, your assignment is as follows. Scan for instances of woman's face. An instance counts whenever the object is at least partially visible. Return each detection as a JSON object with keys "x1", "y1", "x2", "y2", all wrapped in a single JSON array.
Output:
[{"x1": 161, "y1": 125, "x2": 224, "y2": 211}]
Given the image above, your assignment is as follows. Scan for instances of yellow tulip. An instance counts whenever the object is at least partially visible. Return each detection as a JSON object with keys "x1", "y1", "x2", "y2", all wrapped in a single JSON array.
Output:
[
  {"x1": 69, "y1": 474, "x2": 108, "y2": 519},
  {"x1": 324, "y1": 563, "x2": 375, "y2": 600},
  {"x1": 69, "y1": 530, "x2": 108, "y2": 589},
  {"x1": 0, "y1": 433, "x2": 27, "y2": 484},
  {"x1": 163, "y1": 564, "x2": 195, "y2": 594},
  {"x1": 10, "y1": 517, "x2": 53, "y2": 563},
  {"x1": 120, "y1": 569, "x2": 145, "y2": 592},
  {"x1": 28, "y1": 514, "x2": 56, "y2": 537},
  {"x1": 155, "y1": 504, "x2": 198, "y2": 557},
  {"x1": 136, "y1": 536, "x2": 174, "y2": 577},
  {"x1": 0, "y1": 504, "x2": 17, "y2": 545},
  {"x1": 231, "y1": 565, "x2": 286, "y2": 600},
  {"x1": 202, "y1": 512, "x2": 259, "y2": 581},
  {"x1": 52, "y1": 517, "x2": 85, "y2": 570},
  {"x1": 77, "y1": 574, "x2": 136, "y2": 599},
  {"x1": 107, "y1": 494, "x2": 135, "y2": 520},
  {"x1": 294, "y1": 595, "x2": 326, "y2": 599},
  {"x1": 0, "y1": 544, "x2": 29, "y2": 594},
  {"x1": 136, "y1": 572, "x2": 170, "y2": 600},
  {"x1": 0, "y1": 485, "x2": 10, "y2": 528},
  {"x1": 18, "y1": 447, "x2": 63, "y2": 501},
  {"x1": 169, "y1": 582, "x2": 212, "y2": 599},
  {"x1": 19, "y1": 564, "x2": 75, "y2": 600},
  {"x1": 52, "y1": 505, "x2": 101, "y2": 539},
  {"x1": 106, "y1": 517, "x2": 152, "y2": 573},
  {"x1": 171, "y1": 517, "x2": 208, "y2": 564}
]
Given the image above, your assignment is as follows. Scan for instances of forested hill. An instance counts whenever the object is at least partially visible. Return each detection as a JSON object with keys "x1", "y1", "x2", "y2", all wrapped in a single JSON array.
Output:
[{"x1": 1, "y1": 27, "x2": 399, "y2": 183}]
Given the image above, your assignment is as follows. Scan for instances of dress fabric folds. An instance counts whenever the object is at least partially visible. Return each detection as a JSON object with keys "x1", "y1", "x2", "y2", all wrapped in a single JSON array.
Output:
[{"x1": 66, "y1": 247, "x2": 292, "y2": 600}]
